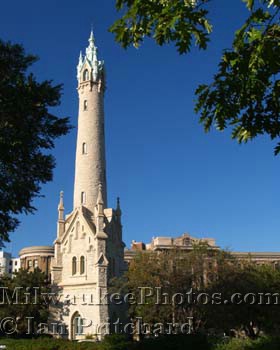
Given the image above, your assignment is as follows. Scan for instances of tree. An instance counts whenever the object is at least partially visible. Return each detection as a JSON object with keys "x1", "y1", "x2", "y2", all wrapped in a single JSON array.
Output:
[
  {"x1": 112, "y1": 248, "x2": 280, "y2": 338},
  {"x1": 110, "y1": 0, "x2": 212, "y2": 54},
  {"x1": 111, "y1": 0, "x2": 280, "y2": 154},
  {"x1": 203, "y1": 262, "x2": 280, "y2": 337},
  {"x1": 0, "y1": 40, "x2": 71, "y2": 245},
  {"x1": 0, "y1": 269, "x2": 51, "y2": 336},
  {"x1": 195, "y1": 0, "x2": 280, "y2": 155},
  {"x1": 110, "y1": 244, "x2": 233, "y2": 335}
]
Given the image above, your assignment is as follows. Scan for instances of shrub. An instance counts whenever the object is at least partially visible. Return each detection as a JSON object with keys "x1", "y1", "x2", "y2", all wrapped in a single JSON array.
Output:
[{"x1": 213, "y1": 336, "x2": 280, "y2": 350}]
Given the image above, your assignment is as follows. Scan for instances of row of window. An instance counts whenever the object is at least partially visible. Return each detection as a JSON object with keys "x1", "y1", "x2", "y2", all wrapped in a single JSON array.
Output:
[
  {"x1": 72, "y1": 256, "x2": 85, "y2": 275},
  {"x1": 27, "y1": 259, "x2": 38, "y2": 269}
]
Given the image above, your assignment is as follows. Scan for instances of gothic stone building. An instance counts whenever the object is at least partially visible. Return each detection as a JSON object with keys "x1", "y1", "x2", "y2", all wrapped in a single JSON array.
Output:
[{"x1": 50, "y1": 31, "x2": 126, "y2": 340}]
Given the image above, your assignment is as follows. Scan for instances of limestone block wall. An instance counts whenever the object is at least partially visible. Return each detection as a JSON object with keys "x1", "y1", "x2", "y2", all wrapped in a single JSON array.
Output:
[{"x1": 73, "y1": 79, "x2": 107, "y2": 213}]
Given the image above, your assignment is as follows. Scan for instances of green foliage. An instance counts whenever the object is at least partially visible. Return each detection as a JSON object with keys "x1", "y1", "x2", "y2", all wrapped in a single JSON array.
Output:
[
  {"x1": 214, "y1": 336, "x2": 280, "y2": 350},
  {"x1": 0, "y1": 40, "x2": 72, "y2": 245},
  {"x1": 110, "y1": 245, "x2": 235, "y2": 331},
  {"x1": 101, "y1": 334, "x2": 132, "y2": 350},
  {"x1": 111, "y1": 0, "x2": 280, "y2": 154},
  {"x1": 112, "y1": 247, "x2": 280, "y2": 337},
  {"x1": 0, "y1": 269, "x2": 51, "y2": 336},
  {"x1": 0, "y1": 338, "x2": 100, "y2": 350},
  {"x1": 2, "y1": 335, "x2": 280, "y2": 350},
  {"x1": 195, "y1": 1, "x2": 280, "y2": 154},
  {"x1": 202, "y1": 262, "x2": 280, "y2": 337},
  {"x1": 137, "y1": 334, "x2": 210, "y2": 350},
  {"x1": 0, "y1": 335, "x2": 210, "y2": 350},
  {"x1": 110, "y1": 0, "x2": 212, "y2": 54}
]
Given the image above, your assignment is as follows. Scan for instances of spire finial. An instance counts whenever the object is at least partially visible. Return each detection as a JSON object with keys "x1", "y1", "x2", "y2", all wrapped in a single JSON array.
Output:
[
  {"x1": 89, "y1": 28, "x2": 95, "y2": 47},
  {"x1": 116, "y1": 197, "x2": 122, "y2": 216},
  {"x1": 79, "y1": 51, "x2": 83, "y2": 63},
  {"x1": 58, "y1": 191, "x2": 64, "y2": 209}
]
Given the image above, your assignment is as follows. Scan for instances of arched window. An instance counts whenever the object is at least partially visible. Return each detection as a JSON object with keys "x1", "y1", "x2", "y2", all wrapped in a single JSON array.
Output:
[
  {"x1": 82, "y1": 142, "x2": 87, "y2": 154},
  {"x1": 80, "y1": 256, "x2": 85, "y2": 274},
  {"x1": 83, "y1": 100, "x2": 88, "y2": 110},
  {"x1": 81, "y1": 191, "x2": 86, "y2": 204},
  {"x1": 72, "y1": 257, "x2": 77, "y2": 275},
  {"x1": 72, "y1": 312, "x2": 83, "y2": 338},
  {"x1": 83, "y1": 69, "x2": 89, "y2": 81}
]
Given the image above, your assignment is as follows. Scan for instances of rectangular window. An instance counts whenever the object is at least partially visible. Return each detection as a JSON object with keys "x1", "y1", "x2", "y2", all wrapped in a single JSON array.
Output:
[
  {"x1": 82, "y1": 142, "x2": 87, "y2": 154},
  {"x1": 81, "y1": 192, "x2": 86, "y2": 204},
  {"x1": 34, "y1": 260, "x2": 38, "y2": 268}
]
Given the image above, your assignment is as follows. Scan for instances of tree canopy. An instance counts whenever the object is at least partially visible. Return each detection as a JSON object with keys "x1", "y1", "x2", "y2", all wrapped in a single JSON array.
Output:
[
  {"x1": 196, "y1": 0, "x2": 280, "y2": 155},
  {"x1": 0, "y1": 40, "x2": 71, "y2": 245},
  {"x1": 111, "y1": 0, "x2": 280, "y2": 154},
  {"x1": 0, "y1": 268, "x2": 51, "y2": 336},
  {"x1": 110, "y1": 0, "x2": 212, "y2": 54},
  {"x1": 111, "y1": 247, "x2": 280, "y2": 338}
]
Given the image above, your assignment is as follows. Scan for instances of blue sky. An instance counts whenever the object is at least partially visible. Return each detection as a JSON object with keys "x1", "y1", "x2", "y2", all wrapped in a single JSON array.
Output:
[{"x1": 1, "y1": 0, "x2": 279, "y2": 256}]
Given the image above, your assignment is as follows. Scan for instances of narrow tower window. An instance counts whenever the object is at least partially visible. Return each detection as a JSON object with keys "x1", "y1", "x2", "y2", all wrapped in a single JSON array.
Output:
[
  {"x1": 81, "y1": 192, "x2": 86, "y2": 204},
  {"x1": 82, "y1": 142, "x2": 87, "y2": 154},
  {"x1": 84, "y1": 100, "x2": 88, "y2": 110},
  {"x1": 83, "y1": 69, "x2": 89, "y2": 81},
  {"x1": 72, "y1": 257, "x2": 77, "y2": 275},
  {"x1": 80, "y1": 256, "x2": 85, "y2": 274}
]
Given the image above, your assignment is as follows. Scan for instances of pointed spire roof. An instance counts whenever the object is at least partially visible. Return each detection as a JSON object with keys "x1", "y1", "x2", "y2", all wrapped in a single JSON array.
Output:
[
  {"x1": 77, "y1": 29, "x2": 104, "y2": 82},
  {"x1": 88, "y1": 29, "x2": 95, "y2": 47},
  {"x1": 58, "y1": 191, "x2": 64, "y2": 210},
  {"x1": 78, "y1": 51, "x2": 83, "y2": 65},
  {"x1": 116, "y1": 197, "x2": 122, "y2": 216}
]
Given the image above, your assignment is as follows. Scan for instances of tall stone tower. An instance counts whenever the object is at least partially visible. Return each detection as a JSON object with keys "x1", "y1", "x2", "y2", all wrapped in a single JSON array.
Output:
[
  {"x1": 51, "y1": 31, "x2": 126, "y2": 341},
  {"x1": 74, "y1": 30, "x2": 107, "y2": 211}
]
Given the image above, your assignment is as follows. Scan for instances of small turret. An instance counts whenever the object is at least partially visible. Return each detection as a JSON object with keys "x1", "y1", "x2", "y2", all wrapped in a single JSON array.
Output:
[
  {"x1": 96, "y1": 183, "x2": 104, "y2": 215},
  {"x1": 58, "y1": 191, "x2": 64, "y2": 221},
  {"x1": 57, "y1": 191, "x2": 65, "y2": 238},
  {"x1": 116, "y1": 197, "x2": 122, "y2": 217},
  {"x1": 96, "y1": 183, "x2": 107, "y2": 239}
]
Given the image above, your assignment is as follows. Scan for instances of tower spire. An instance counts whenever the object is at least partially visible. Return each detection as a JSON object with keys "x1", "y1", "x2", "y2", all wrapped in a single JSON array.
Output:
[
  {"x1": 57, "y1": 191, "x2": 65, "y2": 238},
  {"x1": 73, "y1": 34, "x2": 107, "y2": 213},
  {"x1": 77, "y1": 30, "x2": 104, "y2": 82}
]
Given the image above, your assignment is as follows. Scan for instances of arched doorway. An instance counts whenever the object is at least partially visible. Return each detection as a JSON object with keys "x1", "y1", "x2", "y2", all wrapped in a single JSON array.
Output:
[{"x1": 71, "y1": 311, "x2": 83, "y2": 340}]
